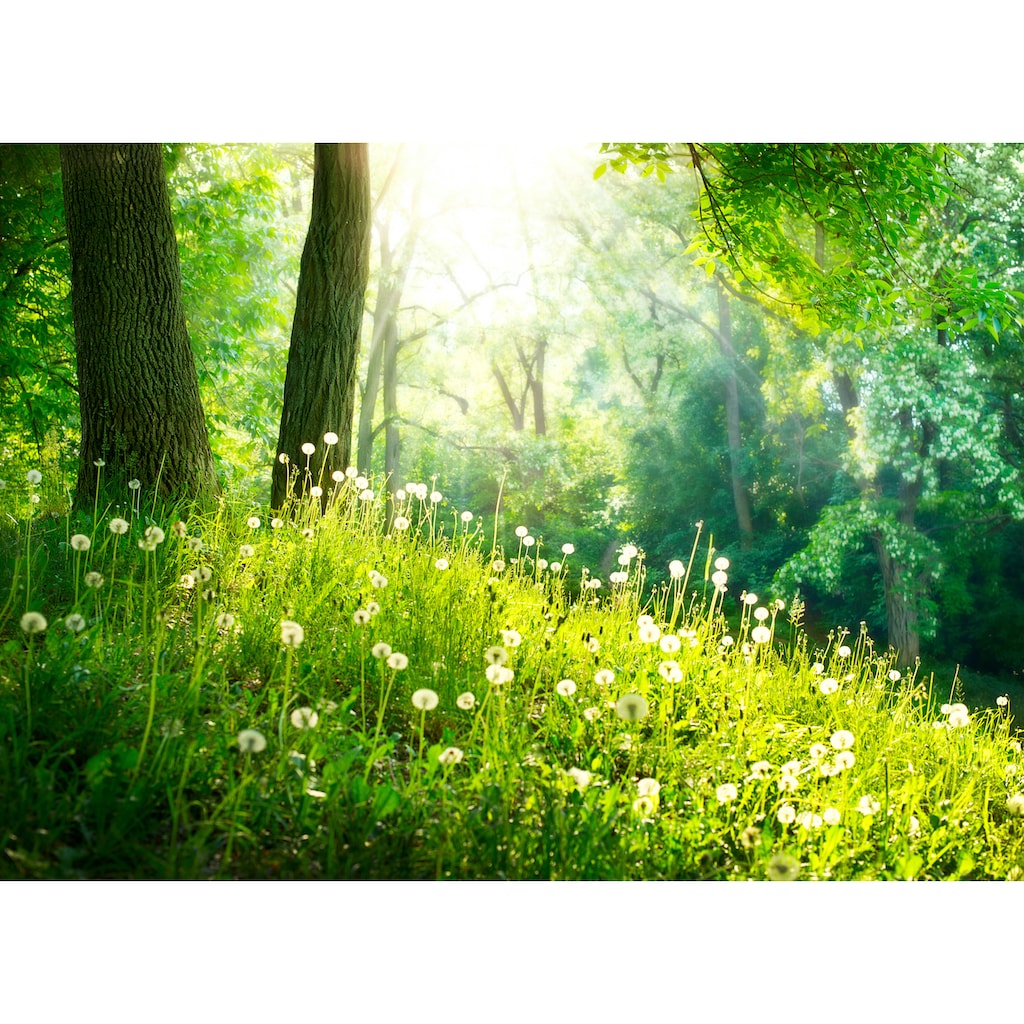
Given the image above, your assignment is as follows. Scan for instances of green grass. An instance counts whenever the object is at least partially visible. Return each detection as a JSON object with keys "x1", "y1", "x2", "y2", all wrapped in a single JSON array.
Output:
[{"x1": 2, "y1": 464, "x2": 1023, "y2": 880}]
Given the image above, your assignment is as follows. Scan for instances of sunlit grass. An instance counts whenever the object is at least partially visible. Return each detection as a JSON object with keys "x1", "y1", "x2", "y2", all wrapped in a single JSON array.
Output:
[{"x1": 1, "y1": 460, "x2": 1022, "y2": 880}]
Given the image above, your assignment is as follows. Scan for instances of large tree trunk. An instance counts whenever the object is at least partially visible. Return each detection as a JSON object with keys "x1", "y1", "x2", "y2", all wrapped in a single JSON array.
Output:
[
  {"x1": 873, "y1": 534, "x2": 921, "y2": 664},
  {"x1": 272, "y1": 143, "x2": 370, "y2": 509},
  {"x1": 59, "y1": 143, "x2": 218, "y2": 503}
]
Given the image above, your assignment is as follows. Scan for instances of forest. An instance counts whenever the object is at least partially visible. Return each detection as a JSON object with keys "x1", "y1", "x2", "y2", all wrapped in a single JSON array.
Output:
[
  {"x1": 3, "y1": 141, "x2": 1024, "y2": 890},
  {"x1": 4, "y1": 142, "x2": 1024, "y2": 692}
]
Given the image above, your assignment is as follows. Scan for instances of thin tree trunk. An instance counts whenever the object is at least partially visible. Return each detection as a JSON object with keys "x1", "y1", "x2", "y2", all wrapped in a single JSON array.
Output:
[
  {"x1": 272, "y1": 143, "x2": 370, "y2": 510},
  {"x1": 716, "y1": 283, "x2": 754, "y2": 548},
  {"x1": 60, "y1": 143, "x2": 218, "y2": 504}
]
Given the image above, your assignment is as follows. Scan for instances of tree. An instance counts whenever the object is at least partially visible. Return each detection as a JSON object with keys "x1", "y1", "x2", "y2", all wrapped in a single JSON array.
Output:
[
  {"x1": 59, "y1": 143, "x2": 218, "y2": 502},
  {"x1": 272, "y1": 143, "x2": 371, "y2": 509}
]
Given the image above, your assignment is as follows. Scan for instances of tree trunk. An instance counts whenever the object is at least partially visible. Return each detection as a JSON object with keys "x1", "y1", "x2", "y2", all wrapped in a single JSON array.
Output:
[
  {"x1": 273, "y1": 144, "x2": 371, "y2": 509},
  {"x1": 716, "y1": 284, "x2": 754, "y2": 548},
  {"x1": 59, "y1": 143, "x2": 218, "y2": 503},
  {"x1": 873, "y1": 533, "x2": 921, "y2": 664},
  {"x1": 382, "y1": 312, "x2": 401, "y2": 492}
]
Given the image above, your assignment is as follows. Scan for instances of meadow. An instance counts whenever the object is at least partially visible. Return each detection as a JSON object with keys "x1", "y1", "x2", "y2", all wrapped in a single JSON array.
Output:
[{"x1": 2, "y1": 451, "x2": 1023, "y2": 881}]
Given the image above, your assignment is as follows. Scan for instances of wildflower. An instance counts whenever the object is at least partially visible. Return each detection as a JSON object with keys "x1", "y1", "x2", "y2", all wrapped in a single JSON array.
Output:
[
  {"x1": 69, "y1": 534, "x2": 91, "y2": 552},
  {"x1": 556, "y1": 679, "x2": 577, "y2": 697},
  {"x1": 586, "y1": 636, "x2": 600, "y2": 653},
  {"x1": 819, "y1": 677, "x2": 839, "y2": 695},
  {"x1": 411, "y1": 689, "x2": 439, "y2": 711},
  {"x1": 486, "y1": 664, "x2": 514, "y2": 685},
  {"x1": 638, "y1": 622, "x2": 661, "y2": 643},
  {"x1": 238, "y1": 729, "x2": 267, "y2": 753},
  {"x1": 747, "y1": 761, "x2": 772, "y2": 781},
  {"x1": 753, "y1": 606, "x2": 770, "y2": 622},
  {"x1": 430, "y1": 490, "x2": 443, "y2": 503},
  {"x1": 830, "y1": 729, "x2": 855, "y2": 750},
  {"x1": 561, "y1": 543, "x2": 575, "y2": 555},
  {"x1": 290, "y1": 706, "x2": 319, "y2": 729},
  {"x1": 515, "y1": 526, "x2": 529, "y2": 538},
  {"x1": 716, "y1": 782, "x2": 738, "y2": 804},
  {"x1": 857, "y1": 795, "x2": 881, "y2": 816},
  {"x1": 323, "y1": 431, "x2": 339, "y2": 446},
  {"x1": 271, "y1": 518, "x2": 284, "y2": 529},
  {"x1": 633, "y1": 796, "x2": 657, "y2": 816},
  {"x1": 659, "y1": 634, "x2": 681, "y2": 655},
  {"x1": 353, "y1": 608, "x2": 371, "y2": 626},
  {"x1": 460, "y1": 510, "x2": 474, "y2": 523},
  {"x1": 390, "y1": 515, "x2": 411, "y2": 532},
  {"x1": 744, "y1": 593, "x2": 759, "y2": 606},
  {"x1": 550, "y1": 561, "x2": 562, "y2": 573},
  {"x1": 438, "y1": 746, "x2": 464, "y2": 766},
  {"x1": 711, "y1": 570, "x2": 728, "y2": 587},
  {"x1": 808, "y1": 743, "x2": 829, "y2": 762},
  {"x1": 332, "y1": 471, "x2": 345, "y2": 483},
  {"x1": 537, "y1": 558, "x2": 549, "y2": 571},
  {"x1": 371, "y1": 642, "x2": 392, "y2": 659},
  {"x1": 583, "y1": 706, "x2": 601, "y2": 722},
  {"x1": 277, "y1": 453, "x2": 290, "y2": 465},
  {"x1": 246, "y1": 516, "x2": 261, "y2": 529},
  {"x1": 179, "y1": 573, "x2": 196, "y2": 590},
  {"x1": 609, "y1": 571, "x2": 628, "y2": 585},
  {"x1": 751, "y1": 625, "x2": 771, "y2": 644},
  {"x1": 128, "y1": 478, "x2": 141, "y2": 491},
  {"x1": 523, "y1": 535, "x2": 536, "y2": 548},
  {"x1": 280, "y1": 620, "x2": 305, "y2": 647},
  {"x1": 720, "y1": 635, "x2": 734, "y2": 647},
  {"x1": 215, "y1": 612, "x2": 236, "y2": 630},
  {"x1": 796, "y1": 811, "x2": 823, "y2": 830},
  {"x1": 823, "y1": 807, "x2": 842, "y2": 826},
  {"x1": 997, "y1": 695, "x2": 1009, "y2": 708},
  {"x1": 739, "y1": 825, "x2": 761, "y2": 849},
  {"x1": 888, "y1": 669, "x2": 902, "y2": 682},
  {"x1": 658, "y1": 660, "x2": 683, "y2": 683},
  {"x1": 25, "y1": 468, "x2": 42, "y2": 485},
  {"x1": 811, "y1": 662, "x2": 825, "y2": 674},
  {"x1": 491, "y1": 559, "x2": 505, "y2": 572},
  {"x1": 594, "y1": 668, "x2": 615, "y2": 687},
  {"x1": 568, "y1": 767, "x2": 593, "y2": 789},
  {"x1": 777, "y1": 774, "x2": 799, "y2": 794},
  {"x1": 370, "y1": 572, "x2": 388, "y2": 588},
  {"x1": 434, "y1": 558, "x2": 449, "y2": 570},
  {"x1": 186, "y1": 536, "x2": 204, "y2": 553},
  {"x1": 108, "y1": 518, "x2": 129, "y2": 535},
  {"x1": 309, "y1": 486, "x2": 323, "y2": 499},
  {"x1": 714, "y1": 556, "x2": 730, "y2": 571},
  {"x1": 456, "y1": 692, "x2": 476, "y2": 710},
  {"x1": 668, "y1": 559, "x2": 685, "y2": 579},
  {"x1": 386, "y1": 652, "x2": 408, "y2": 671},
  {"x1": 366, "y1": 601, "x2": 380, "y2": 617},
  {"x1": 615, "y1": 693, "x2": 649, "y2": 721},
  {"x1": 1006, "y1": 793, "x2": 1024, "y2": 817},
  {"x1": 484, "y1": 646, "x2": 509, "y2": 666},
  {"x1": 621, "y1": 544, "x2": 639, "y2": 560},
  {"x1": 500, "y1": 629, "x2": 522, "y2": 648},
  {"x1": 239, "y1": 544, "x2": 255, "y2": 559},
  {"x1": 301, "y1": 442, "x2": 316, "y2": 456},
  {"x1": 834, "y1": 751, "x2": 856, "y2": 771},
  {"x1": 65, "y1": 613, "x2": 87, "y2": 633},
  {"x1": 637, "y1": 778, "x2": 661, "y2": 797},
  {"x1": 836, "y1": 645, "x2": 852, "y2": 658},
  {"x1": 359, "y1": 489, "x2": 374, "y2": 502},
  {"x1": 766, "y1": 853, "x2": 801, "y2": 881},
  {"x1": 84, "y1": 571, "x2": 104, "y2": 589},
  {"x1": 776, "y1": 804, "x2": 796, "y2": 825},
  {"x1": 948, "y1": 706, "x2": 971, "y2": 728},
  {"x1": 20, "y1": 611, "x2": 47, "y2": 634}
]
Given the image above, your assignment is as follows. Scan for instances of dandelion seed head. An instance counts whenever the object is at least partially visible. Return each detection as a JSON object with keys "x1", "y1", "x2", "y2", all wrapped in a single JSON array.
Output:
[
  {"x1": 246, "y1": 516, "x2": 261, "y2": 529},
  {"x1": 65, "y1": 613, "x2": 87, "y2": 633},
  {"x1": 776, "y1": 804, "x2": 796, "y2": 825},
  {"x1": 434, "y1": 558, "x2": 449, "y2": 570},
  {"x1": 20, "y1": 611, "x2": 47, "y2": 634},
  {"x1": 744, "y1": 593, "x2": 759, "y2": 606},
  {"x1": 594, "y1": 668, "x2": 615, "y2": 687},
  {"x1": 668, "y1": 559, "x2": 685, "y2": 579},
  {"x1": 438, "y1": 746, "x2": 464, "y2": 766},
  {"x1": 834, "y1": 750, "x2": 856, "y2": 771},
  {"x1": 615, "y1": 693, "x2": 649, "y2": 721},
  {"x1": 753, "y1": 606, "x2": 769, "y2": 621},
  {"x1": 830, "y1": 729, "x2": 855, "y2": 750},
  {"x1": 353, "y1": 608, "x2": 371, "y2": 626},
  {"x1": 638, "y1": 622, "x2": 661, "y2": 643},
  {"x1": 568, "y1": 767, "x2": 592, "y2": 788},
  {"x1": 301, "y1": 442, "x2": 316, "y2": 456},
  {"x1": 836, "y1": 645, "x2": 852, "y2": 658},
  {"x1": 238, "y1": 729, "x2": 266, "y2": 753},
  {"x1": 711, "y1": 570, "x2": 728, "y2": 587},
  {"x1": 69, "y1": 534, "x2": 91, "y2": 552},
  {"x1": 716, "y1": 782, "x2": 738, "y2": 804},
  {"x1": 290, "y1": 706, "x2": 319, "y2": 729},
  {"x1": 561, "y1": 543, "x2": 575, "y2": 555},
  {"x1": 857, "y1": 794, "x2": 881, "y2": 816},
  {"x1": 820, "y1": 677, "x2": 839, "y2": 695},
  {"x1": 583, "y1": 706, "x2": 601, "y2": 722},
  {"x1": 386, "y1": 651, "x2": 409, "y2": 670},
  {"x1": 823, "y1": 807, "x2": 842, "y2": 826},
  {"x1": 500, "y1": 629, "x2": 522, "y2": 648},
  {"x1": 393, "y1": 516, "x2": 410, "y2": 531},
  {"x1": 215, "y1": 612, "x2": 236, "y2": 630},
  {"x1": 751, "y1": 625, "x2": 771, "y2": 644},
  {"x1": 127, "y1": 478, "x2": 141, "y2": 491},
  {"x1": 636, "y1": 777, "x2": 661, "y2": 797},
  {"x1": 84, "y1": 571, "x2": 104, "y2": 589},
  {"x1": 515, "y1": 526, "x2": 529, "y2": 538},
  {"x1": 371, "y1": 642, "x2": 392, "y2": 659},
  {"x1": 280, "y1": 620, "x2": 304, "y2": 647},
  {"x1": 27, "y1": 469, "x2": 43, "y2": 485},
  {"x1": 411, "y1": 688, "x2": 439, "y2": 711},
  {"x1": 556, "y1": 678, "x2": 577, "y2": 697},
  {"x1": 109, "y1": 518, "x2": 129, "y2": 535},
  {"x1": 485, "y1": 664, "x2": 514, "y2": 685},
  {"x1": 323, "y1": 431, "x2": 339, "y2": 445},
  {"x1": 456, "y1": 692, "x2": 476, "y2": 710},
  {"x1": 714, "y1": 556, "x2": 730, "y2": 571},
  {"x1": 239, "y1": 544, "x2": 255, "y2": 558}
]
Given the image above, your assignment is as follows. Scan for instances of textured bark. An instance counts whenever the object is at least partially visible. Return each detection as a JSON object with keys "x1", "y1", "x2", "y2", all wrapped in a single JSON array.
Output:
[
  {"x1": 59, "y1": 143, "x2": 218, "y2": 503},
  {"x1": 273, "y1": 144, "x2": 371, "y2": 509}
]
